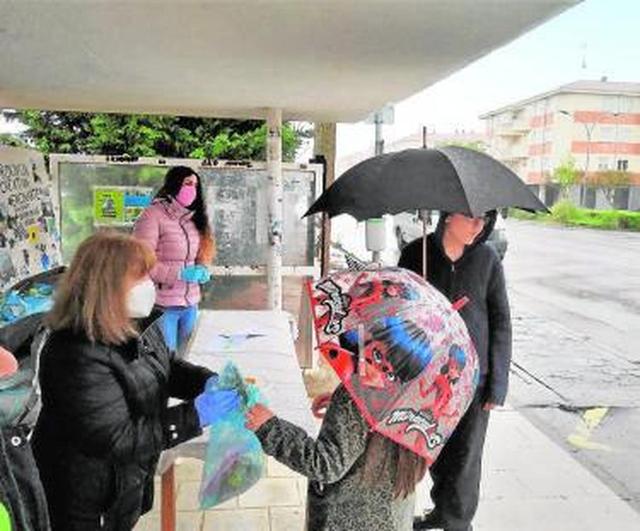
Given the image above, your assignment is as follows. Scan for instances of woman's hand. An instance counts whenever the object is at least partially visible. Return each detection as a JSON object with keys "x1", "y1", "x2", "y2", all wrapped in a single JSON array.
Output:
[
  {"x1": 180, "y1": 265, "x2": 211, "y2": 284},
  {"x1": 311, "y1": 392, "x2": 332, "y2": 419},
  {"x1": 245, "y1": 404, "x2": 275, "y2": 431},
  {"x1": 194, "y1": 389, "x2": 240, "y2": 427}
]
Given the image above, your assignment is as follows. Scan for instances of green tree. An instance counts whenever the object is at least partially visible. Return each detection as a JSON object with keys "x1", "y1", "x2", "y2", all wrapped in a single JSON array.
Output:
[
  {"x1": 590, "y1": 169, "x2": 631, "y2": 207},
  {"x1": 0, "y1": 110, "x2": 307, "y2": 162},
  {"x1": 0, "y1": 133, "x2": 27, "y2": 148},
  {"x1": 551, "y1": 157, "x2": 581, "y2": 199}
]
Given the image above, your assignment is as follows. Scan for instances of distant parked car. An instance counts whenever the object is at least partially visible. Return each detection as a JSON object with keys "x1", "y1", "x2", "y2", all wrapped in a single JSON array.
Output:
[{"x1": 394, "y1": 210, "x2": 508, "y2": 260}]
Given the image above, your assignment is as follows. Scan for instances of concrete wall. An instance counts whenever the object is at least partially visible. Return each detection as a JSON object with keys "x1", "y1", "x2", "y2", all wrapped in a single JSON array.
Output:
[{"x1": 538, "y1": 184, "x2": 640, "y2": 211}]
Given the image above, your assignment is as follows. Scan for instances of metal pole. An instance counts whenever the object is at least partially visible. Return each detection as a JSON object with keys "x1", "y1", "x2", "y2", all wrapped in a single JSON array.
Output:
[
  {"x1": 584, "y1": 123, "x2": 592, "y2": 181},
  {"x1": 374, "y1": 112, "x2": 384, "y2": 156},
  {"x1": 613, "y1": 113, "x2": 620, "y2": 169},
  {"x1": 421, "y1": 210, "x2": 428, "y2": 279},
  {"x1": 267, "y1": 108, "x2": 283, "y2": 310},
  {"x1": 372, "y1": 112, "x2": 383, "y2": 263}
]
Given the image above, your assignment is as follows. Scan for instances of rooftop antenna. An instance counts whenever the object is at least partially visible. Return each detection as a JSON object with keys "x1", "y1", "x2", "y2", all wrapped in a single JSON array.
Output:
[{"x1": 580, "y1": 42, "x2": 588, "y2": 70}]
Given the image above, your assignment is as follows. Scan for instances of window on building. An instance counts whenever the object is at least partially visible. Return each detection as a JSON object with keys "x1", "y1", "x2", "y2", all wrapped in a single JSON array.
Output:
[
  {"x1": 617, "y1": 127, "x2": 630, "y2": 141},
  {"x1": 597, "y1": 157, "x2": 611, "y2": 171},
  {"x1": 599, "y1": 126, "x2": 615, "y2": 141},
  {"x1": 617, "y1": 159, "x2": 629, "y2": 171},
  {"x1": 618, "y1": 97, "x2": 633, "y2": 113},
  {"x1": 602, "y1": 97, "x2": 618, "y2": 113},
  {"x1": 602, "y1": 95, "x2": 633, "y2": 114}
]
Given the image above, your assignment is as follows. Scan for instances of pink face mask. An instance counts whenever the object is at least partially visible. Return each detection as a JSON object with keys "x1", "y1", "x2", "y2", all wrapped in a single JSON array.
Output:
[{"x1": 176, "y1": 183, "x2": 197, "y2": 207}]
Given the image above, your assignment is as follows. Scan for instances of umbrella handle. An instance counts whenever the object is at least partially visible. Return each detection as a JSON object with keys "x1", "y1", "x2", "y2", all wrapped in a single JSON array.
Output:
[{"x1": 357, "y1": 324, "x2": 367, "y2": 378}]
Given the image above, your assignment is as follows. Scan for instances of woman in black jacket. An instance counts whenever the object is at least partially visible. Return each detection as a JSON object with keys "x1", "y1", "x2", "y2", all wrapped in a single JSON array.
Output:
[
  {"x1": 1, "y1": 315, "x2": 51, "y2": 531},
  {"x1": 32, "y1": 232, "x2": 233, "y2": 531},
  {"x1": 399, "y1": 211, "x2": 512, "y2": 531}
]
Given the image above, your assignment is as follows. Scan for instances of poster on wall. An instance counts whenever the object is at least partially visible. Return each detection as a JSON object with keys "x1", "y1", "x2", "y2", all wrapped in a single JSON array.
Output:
[
  {"x1": 93, "y1": 185, "x2": 153, "y2": 226},
  {"x1": 0, "y1": 146, "x2": 62, "y2": 292}
]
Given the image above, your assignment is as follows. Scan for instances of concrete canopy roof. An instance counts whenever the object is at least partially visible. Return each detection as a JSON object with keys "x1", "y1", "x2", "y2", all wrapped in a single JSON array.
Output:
[{"x1": 0, "y1": 0, "x2": 579, "y2": 122}]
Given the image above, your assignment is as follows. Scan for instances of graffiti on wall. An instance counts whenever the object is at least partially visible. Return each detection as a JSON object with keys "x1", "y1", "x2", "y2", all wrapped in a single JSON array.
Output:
[{"x1": 0, "y1": 147, "x2": 61, "y2": 291}]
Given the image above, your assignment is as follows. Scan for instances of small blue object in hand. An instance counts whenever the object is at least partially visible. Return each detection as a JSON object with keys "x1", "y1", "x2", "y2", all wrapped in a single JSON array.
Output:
[
  {"x1": 180, "y1": 265, "x2": 211, "y2": 284},
  {"x1": 195, "y1": 389, "x2": 241, "y2": 427}
]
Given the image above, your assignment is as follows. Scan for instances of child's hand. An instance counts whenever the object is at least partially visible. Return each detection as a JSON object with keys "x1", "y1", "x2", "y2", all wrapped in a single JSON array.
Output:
[
  {"x1": 311, "y1": 392, "x2": 332, "y2": 419},
  {"x1": 245, "y1": 404, "x2": 274, "y2": 431}
]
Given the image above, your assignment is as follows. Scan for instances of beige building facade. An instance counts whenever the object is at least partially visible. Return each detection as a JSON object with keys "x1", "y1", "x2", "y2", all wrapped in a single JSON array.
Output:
[{"x1": 481, "y1": 80, "x2": 640, "y2": 185}]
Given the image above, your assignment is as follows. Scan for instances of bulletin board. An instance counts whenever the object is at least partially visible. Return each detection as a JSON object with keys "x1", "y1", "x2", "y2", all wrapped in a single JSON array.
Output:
[{"x1": 0, "y1": 147, "x2": 62, "y2": 292}]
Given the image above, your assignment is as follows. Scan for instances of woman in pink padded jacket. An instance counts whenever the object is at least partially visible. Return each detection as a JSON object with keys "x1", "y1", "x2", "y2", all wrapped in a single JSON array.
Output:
[{"x1": 133, "y1": 166, "x2": 215, "y2": 356}]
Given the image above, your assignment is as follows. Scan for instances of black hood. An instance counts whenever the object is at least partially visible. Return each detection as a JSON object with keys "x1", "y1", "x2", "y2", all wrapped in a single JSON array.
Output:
[{"x1": 432, "y1": 210, "x2": 497, "y2": 259}]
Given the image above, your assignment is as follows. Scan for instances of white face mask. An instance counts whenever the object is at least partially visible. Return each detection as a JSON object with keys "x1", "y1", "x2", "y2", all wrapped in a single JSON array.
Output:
[{"x1": 126, "y1": 278, "x2": 156, "y2": 318}]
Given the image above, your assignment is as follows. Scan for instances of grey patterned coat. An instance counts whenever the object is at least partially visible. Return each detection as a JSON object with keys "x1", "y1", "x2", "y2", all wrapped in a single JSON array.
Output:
[{"x1": 256, "y1": 385, "x2": 415, "y2": 531}]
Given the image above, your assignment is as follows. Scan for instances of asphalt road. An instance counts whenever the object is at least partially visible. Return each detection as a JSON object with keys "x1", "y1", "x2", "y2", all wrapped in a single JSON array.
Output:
[{"x1": 503, "y1": 220, "x2": 640, "y2": 513}]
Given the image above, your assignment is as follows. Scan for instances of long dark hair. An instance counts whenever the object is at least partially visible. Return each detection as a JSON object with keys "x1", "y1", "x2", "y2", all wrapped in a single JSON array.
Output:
[
  {"x1": 156, "y1": 166, "x2": 210, "y2": 235},
  {"x1": 362, "y1": 433, "x2": 428, "y2": 499}
]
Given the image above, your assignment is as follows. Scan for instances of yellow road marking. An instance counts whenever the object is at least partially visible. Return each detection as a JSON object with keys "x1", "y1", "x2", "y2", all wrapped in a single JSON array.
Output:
[{"x1": 567, "y1": 407, "x2": 611, "y2": 451}]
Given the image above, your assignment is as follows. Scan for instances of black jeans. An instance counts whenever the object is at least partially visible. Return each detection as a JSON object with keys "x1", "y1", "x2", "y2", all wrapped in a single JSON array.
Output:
[{"x1": 427, "y1": 389, "x2": 490, "y2": 531}]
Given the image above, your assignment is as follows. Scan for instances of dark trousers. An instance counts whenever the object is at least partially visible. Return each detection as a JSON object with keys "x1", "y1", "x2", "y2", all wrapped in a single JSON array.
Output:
[{"x1": 428, "y1": 390, "x2": 490, "y2": 531}]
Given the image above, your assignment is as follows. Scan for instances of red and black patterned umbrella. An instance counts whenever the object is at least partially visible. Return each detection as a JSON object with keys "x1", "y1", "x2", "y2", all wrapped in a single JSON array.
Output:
[{"x1": 307, "y1": 267, "x2": 479, "y2": 464}]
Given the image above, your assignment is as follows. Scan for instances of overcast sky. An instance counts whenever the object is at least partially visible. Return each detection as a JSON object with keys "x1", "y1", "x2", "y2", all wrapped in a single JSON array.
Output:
[{"x1": 337, "y1": 0, "x2": 640, "y2": 157}]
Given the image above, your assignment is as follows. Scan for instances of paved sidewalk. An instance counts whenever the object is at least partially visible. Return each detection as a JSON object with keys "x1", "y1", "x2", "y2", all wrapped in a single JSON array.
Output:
[
  {"x1": 136, "y1": 403, "x2": 640, "y2": 531},
  {"x1": 414, "y1": 406, "x2": 640, "y2": 531},
  {"x1": 134, "y1": 456, "x2": 307, "y2": 531}
]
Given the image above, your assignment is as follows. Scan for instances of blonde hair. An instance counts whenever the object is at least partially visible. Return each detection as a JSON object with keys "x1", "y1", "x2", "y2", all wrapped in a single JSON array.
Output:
[{"x1": 47, "y1": 231, "x2": 156, "y2": 345}]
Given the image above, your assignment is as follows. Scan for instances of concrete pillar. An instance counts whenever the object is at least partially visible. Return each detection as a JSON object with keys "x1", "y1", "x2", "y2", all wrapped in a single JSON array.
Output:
[{"x1": 267, "y1": 108, "x2": 283, "y2": 310}]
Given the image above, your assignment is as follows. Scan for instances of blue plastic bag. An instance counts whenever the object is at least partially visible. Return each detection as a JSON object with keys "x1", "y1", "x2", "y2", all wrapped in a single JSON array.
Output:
[
  {"x1": 0, "y1": 283, "x2": 54, "y2": 327},
  {"x1": 199, "y1": 362, "x2": 265, "y2": 509}
]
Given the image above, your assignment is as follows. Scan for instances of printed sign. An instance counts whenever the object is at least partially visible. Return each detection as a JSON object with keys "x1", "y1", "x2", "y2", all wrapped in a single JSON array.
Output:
[
  {"x1": 0, "y1": 147, "x2": 62, "y2": 292},
  {"x1": 92, "y1": 186, "x2": 153, "y2": 226}
]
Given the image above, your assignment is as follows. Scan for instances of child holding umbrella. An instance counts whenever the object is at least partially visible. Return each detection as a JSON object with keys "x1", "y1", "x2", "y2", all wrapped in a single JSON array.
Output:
[{"x1": 245, "y1": 268, "x2": 479, "y2": 531}]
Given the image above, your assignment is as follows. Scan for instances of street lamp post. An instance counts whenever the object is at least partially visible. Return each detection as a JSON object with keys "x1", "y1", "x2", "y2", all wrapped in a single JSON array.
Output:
[
  {"x1": 559, "y1": 109, "x2": 597, "y2": 183},
  {"x1": 559, "y1": 109, "x2": 621, "y2": 177},
  {"x1": 612, "y1": 111, "x2": 621, "y2": 169}
]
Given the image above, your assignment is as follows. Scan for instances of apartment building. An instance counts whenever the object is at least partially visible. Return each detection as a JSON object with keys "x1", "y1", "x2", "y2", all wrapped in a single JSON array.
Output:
[{"x1": 480, "y1": 80, "x2": 640, "y2": 185}]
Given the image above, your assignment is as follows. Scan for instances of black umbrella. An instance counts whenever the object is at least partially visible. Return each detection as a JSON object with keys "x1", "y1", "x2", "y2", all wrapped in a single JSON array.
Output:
[
  {"x1": 304, "y1": 146, "x2": 548, "y2": 278},
  {"x1": 305, "y1": 146, "x2": 548, "y2": 220}
]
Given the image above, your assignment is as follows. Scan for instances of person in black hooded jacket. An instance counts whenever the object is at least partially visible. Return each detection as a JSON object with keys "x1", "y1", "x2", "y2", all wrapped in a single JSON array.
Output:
[
  {"x1": 31, "y1": 232, "x2": 237, "y2": 531},
  {"x1": 399, "y1": 210, "x2": 512, "y2": 531}
]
